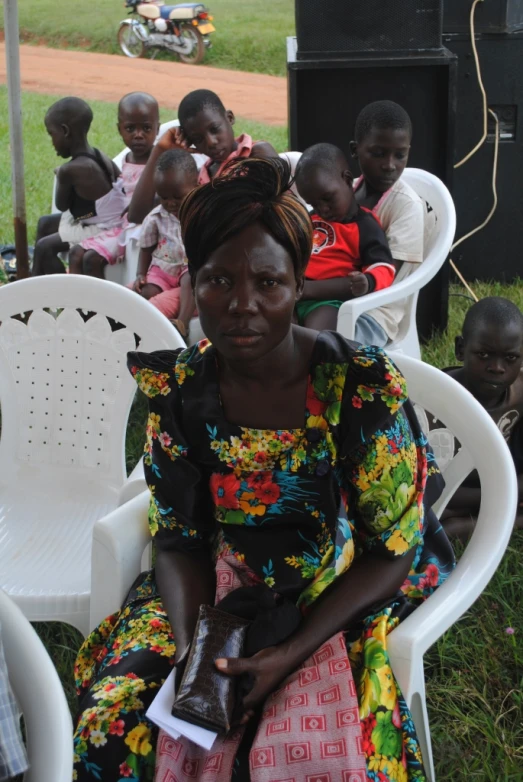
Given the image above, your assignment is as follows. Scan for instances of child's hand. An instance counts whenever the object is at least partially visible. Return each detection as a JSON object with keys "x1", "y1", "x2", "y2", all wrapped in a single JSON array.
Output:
[
  {"x1": 157, "y1": 126, "x2": 189, "y2": 152},
  {"x1": 347, "y1": 272, "x2": 370, "y2": 297},
  {"x1": 133, "y1": 274, "x2": 146, "y2": 293}
]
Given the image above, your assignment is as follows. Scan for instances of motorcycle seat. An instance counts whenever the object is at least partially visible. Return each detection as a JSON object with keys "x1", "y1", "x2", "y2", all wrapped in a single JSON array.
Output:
[
  {"x1": 161, "y1": 3, "x2": 205, "y2": 19},
  {"x1": 137, "y1": 1, "x2": 205, "y2": 20}
]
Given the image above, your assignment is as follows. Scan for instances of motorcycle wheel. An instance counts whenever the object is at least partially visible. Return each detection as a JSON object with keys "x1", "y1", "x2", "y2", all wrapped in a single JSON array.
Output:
[
  {"x1": 178, "y1": 23, "x2": 205, "y2": 65},
  {"x1": 118, "y1": 22, "x2": 146, "y2": 58}
]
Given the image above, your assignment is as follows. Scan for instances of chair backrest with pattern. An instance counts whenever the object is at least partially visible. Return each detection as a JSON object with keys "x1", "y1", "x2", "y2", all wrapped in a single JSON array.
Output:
[{"x1": 0, "y1": 276, "x2": 184, "y2": 488}]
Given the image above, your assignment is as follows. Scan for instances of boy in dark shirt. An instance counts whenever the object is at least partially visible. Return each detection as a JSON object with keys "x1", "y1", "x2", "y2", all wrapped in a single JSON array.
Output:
[
  {"x1": 294, "y1": 143, "x2": 395, "y2": 333},
  {"x1": 430, "y1": 297, "x2": 523, "y2": 540}
]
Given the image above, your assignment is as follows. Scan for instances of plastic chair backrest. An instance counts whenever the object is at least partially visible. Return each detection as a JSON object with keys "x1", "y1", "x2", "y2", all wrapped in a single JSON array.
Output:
[
  {"x1": 0, "y1": 589, "x2": 73, "y2": 782},
  {"x1": 388, "y1": 351, "x2": 516, "y2": 654},
  {"x1": 336, "y1": 168, "x2": 456, "y2": 356},
  {"x1": 387, "y1": 352, "x2": 517, "y2": 779},
  {"x1": 0, "y1": 276, "x2": 183, "y2": 489}
]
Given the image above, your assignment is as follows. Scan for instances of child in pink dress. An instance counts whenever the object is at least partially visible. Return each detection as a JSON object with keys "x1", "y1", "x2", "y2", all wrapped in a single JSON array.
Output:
[
  {"x1": 70, "y1": 92, "x2": 160, "y2": 277},
  {"x1": 131, "y1": 149, "x2": 199, "y2": 339}
]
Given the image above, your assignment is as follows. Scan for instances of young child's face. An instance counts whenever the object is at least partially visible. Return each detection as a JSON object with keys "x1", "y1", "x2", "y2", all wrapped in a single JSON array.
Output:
[
  {"x1": 45, "y1": 116, "x2": 71, "y2": 158},
  {"x1": 297, "y1": 167, "x2": 355, "y2": 223},
  {"x1": 155, "y1": 168, "x2": 197, "y2": 217},
  {"x1": 182, "y1": 107, "x2": 236, "y2": 162},
  {"x1": 457, "y1": 321, "x2": 523, "y2": 399},
  {"x1": 351, "y1": 127, "x2": 410, "y2": 193},
  {"x1": 118, "y1": 104, "x2": 159, "y2": 163}
]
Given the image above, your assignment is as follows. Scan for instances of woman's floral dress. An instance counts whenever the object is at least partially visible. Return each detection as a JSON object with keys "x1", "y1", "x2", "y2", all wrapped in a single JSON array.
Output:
[{"x1": 73, "y1": 331, "x2": 454, "y2": 782}]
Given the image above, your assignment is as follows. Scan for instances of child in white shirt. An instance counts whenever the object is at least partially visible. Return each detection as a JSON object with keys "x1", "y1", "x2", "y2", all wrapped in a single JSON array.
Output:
[{"x1": 350, "y1": 100, "x2": 436, "y2": 345}]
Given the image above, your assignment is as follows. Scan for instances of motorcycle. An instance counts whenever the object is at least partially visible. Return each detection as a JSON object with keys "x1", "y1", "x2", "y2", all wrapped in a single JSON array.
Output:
[{"x1": 118, "y1": 1, "x2": 215, "y2": 65}]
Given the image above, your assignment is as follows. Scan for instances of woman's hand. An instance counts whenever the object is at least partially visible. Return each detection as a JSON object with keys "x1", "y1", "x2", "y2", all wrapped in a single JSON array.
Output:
[
  {"x1": 157, "y1": 126, "x2": 190, "y2": 152},
  {"x1": 215, "y1": 645, "x2": 296, "y2": 724}
]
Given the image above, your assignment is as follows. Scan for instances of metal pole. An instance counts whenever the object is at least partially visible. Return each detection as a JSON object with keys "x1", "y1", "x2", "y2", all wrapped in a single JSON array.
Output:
[{"x1": 4, "y1": 0, "x2": 29, "y2": 279}]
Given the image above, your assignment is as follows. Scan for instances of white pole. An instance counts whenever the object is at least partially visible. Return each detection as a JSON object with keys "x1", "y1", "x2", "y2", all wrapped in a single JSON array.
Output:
[{"x1": 4, "y1": 0, "x2": 29, "y2": 278}]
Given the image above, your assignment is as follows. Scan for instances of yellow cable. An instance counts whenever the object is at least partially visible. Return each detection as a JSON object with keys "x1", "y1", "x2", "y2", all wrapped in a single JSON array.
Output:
[
  {"x1": 452, "y1": 108, "x2": 499, "y2": 252},
  {"x1": 454, "y1": 0, "x2": 487, "y2": 169},
  {"x1": 449, "y1": 108, "x2": 499, "y2": 303}
]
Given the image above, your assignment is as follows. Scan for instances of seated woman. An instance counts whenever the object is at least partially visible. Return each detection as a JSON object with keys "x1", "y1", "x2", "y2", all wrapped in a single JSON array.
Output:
[{"x1": 73, "y1": 158, "x2": 454, "y2": 782}]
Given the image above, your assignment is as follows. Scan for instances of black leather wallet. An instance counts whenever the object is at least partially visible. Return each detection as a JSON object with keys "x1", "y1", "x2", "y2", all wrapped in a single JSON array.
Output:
[{"x1": 171, "y1": 604, "x2": 249, "y2": 733}]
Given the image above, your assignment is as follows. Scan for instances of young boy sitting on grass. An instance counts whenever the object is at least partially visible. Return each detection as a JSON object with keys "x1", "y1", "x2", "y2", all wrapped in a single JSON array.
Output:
[
  {"x1": 294, "y1": 143, "x2": 395, "y2": 334},
  {"x1": 131, "y1": 149, "x2": 198, "y2": 340},
  {"x1": 432, "y1": 297, "x2": 523, "y2": 541},
  {"x1": 32, "y1": 97, "x2": 126, "y2": 276},
  {"x1": 128, "y1": 88, "x2": 278, "y2": 224},
  {"x1": 350, "y1": 100, "x2": 437, "y2": 346}
]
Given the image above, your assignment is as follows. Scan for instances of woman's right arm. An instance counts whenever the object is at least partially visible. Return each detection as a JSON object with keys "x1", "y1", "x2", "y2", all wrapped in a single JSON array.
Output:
[
  {"x1": 128, "y1": 350, "x2": 216, "y2": 665},
  {"x1": 156, "y1": 547, "x2": 216, "y2": 665}
]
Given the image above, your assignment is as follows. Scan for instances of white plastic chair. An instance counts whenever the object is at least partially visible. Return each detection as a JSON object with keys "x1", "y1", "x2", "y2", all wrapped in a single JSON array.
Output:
[
  {"x1": 337, "y1": 169, "x2": 456, "y2": 359},
  {"x1": 89, "y1": 354, "x2": 517, "y2": 779},
  {"x1": 385, "y1": 352, "x2": 517, "y2": 780},
  {"x1": 0, "y1": 275, "x2": 185, "y2": 636},
  {"x1": 0, "y1": 589, "x2": 73, "y2": 782}
]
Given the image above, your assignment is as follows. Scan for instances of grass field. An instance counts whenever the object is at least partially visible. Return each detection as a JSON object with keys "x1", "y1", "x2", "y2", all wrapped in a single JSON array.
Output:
[
  {"x1": 2, "y1": 0, "x2": 295, "y2": 76},
  {"x1": 2, "y1": 88, "x2": 523, "y2": 780}
]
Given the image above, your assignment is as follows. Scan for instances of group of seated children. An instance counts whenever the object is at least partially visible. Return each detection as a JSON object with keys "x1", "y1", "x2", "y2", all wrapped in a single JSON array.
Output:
[
  {"x1": 34, "y1": 91, "x2": 432, "y2": 347},
  {"x1": 30, "y1": 87, "x2": 523, "y2": 541},
  {"x1": 33, "y1": 91, "x2": 430, "y2": 346}
]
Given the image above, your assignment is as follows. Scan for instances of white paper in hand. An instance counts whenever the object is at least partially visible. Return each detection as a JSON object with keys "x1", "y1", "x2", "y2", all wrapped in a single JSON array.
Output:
[{"x1": 146, "y1": 668, "x2": 218, "y2": 751}]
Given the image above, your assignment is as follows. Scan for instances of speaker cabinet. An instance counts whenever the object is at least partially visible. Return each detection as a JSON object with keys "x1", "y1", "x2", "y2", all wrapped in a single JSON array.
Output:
[
  {"x1": 444, "y1": 31, "x2": 523, "y2": 282},
  {"x1": 443, "y1": 0, "x2": 523, "y2": 34},
  {"x1": 295, "y1": 0, "x2": 443, "y2": 57},
  {"x1": 288, "y1": 38, "x2": 457, "y2": 338}
]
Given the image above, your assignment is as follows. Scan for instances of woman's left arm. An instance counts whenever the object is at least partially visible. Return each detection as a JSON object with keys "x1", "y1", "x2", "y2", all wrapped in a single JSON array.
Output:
[
  {"x1": 278, "y1": 547, "x2": 416, "y2": 671},
  {"x1": 219, "y1": 398, "x2": 425, "y2": 716},
  {"x1": 217, "y1": 548, "x2": 415, "y2": 720}
]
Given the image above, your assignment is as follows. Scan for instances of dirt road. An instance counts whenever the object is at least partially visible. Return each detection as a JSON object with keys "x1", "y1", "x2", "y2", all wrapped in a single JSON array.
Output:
[{"x1": 0, "y1": 43, "x2": 287, "y2": 125}]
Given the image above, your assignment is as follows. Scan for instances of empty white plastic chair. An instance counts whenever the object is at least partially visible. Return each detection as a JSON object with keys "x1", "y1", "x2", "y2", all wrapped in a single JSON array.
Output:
[
  {"x1": 0, "y1": 275, "x2": 185, "y2": 636},
  {"x1": 90, "y1": 353, "x2": 517, "y2": 780},
  {"x1": 337, "y1": 169, "x2": 456, "y2": 359},
  {"x1": 0, "y1": 589, "x2": 73, "y2": 782}
]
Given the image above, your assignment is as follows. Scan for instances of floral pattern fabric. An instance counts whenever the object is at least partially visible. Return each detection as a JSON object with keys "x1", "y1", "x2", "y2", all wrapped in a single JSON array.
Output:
[{"x1": 73, "y1": 331, "x2": 454, "y2": 781}]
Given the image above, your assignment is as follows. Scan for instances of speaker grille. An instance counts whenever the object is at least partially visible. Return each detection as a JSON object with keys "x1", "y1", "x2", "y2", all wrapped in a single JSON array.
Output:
[{"x1": 296, "y1": 0, "x2": 442, "y2": 56}]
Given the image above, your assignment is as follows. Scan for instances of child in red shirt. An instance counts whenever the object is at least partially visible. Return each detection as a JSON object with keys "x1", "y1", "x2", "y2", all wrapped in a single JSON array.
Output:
[{"x1": 295, "y1": 143, "x2": 395, "y2": 333}]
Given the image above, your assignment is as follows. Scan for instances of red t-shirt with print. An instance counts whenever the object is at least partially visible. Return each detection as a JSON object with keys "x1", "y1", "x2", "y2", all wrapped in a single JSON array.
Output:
[{"x1": 305, "y1": 206, "x2": 395, "y2": 291}]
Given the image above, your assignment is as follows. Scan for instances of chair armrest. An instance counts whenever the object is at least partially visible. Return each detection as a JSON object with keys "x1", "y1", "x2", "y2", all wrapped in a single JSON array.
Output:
[
  {"x1": 118, "y1": 456, "x2": 147, "y2": 506},
  {"x1": 337, "y1": 265, "x2": 429, "y2": 339},
  {"x1": 0, "y1": 590, "x2": 73, "y2": 782},
  {"x1": 90, "y1": 491, "x2": 151, "y2": 631},
  {"x1": 388, "y1": 420, "x2": 518, "y2": 668}
]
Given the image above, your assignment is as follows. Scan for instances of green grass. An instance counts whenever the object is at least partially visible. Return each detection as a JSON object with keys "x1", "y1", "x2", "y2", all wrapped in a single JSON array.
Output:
[
  {"x1": 3, "y1": 0, "x2": 295, "y2": 76},
  {"x1": 3, "y1": 88, "x2": 523, "y2": 781},
  {"x1": 0, "y1": 88, "x2": 288, "y2": 246}
]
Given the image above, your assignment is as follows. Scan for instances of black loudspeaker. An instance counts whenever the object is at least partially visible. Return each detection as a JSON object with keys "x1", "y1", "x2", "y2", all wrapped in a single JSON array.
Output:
[
  {"x1": 443, "y1": 31, "x2": 523, "y2": 282},
  {"x1": 443, "y1": 0, "x2": 523, "y2": 33},
  {"x1": 295, "y1": 0, "x2": 443, "y2": 58},
  {"x1": 288, "y1": 38, "x2": 457, "y2": 339}
]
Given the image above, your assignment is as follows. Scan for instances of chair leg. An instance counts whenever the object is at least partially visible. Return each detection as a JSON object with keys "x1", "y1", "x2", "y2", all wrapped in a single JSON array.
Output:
[{"x1": 395, "y1": 656, "x2": 436, "y2": 781}]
